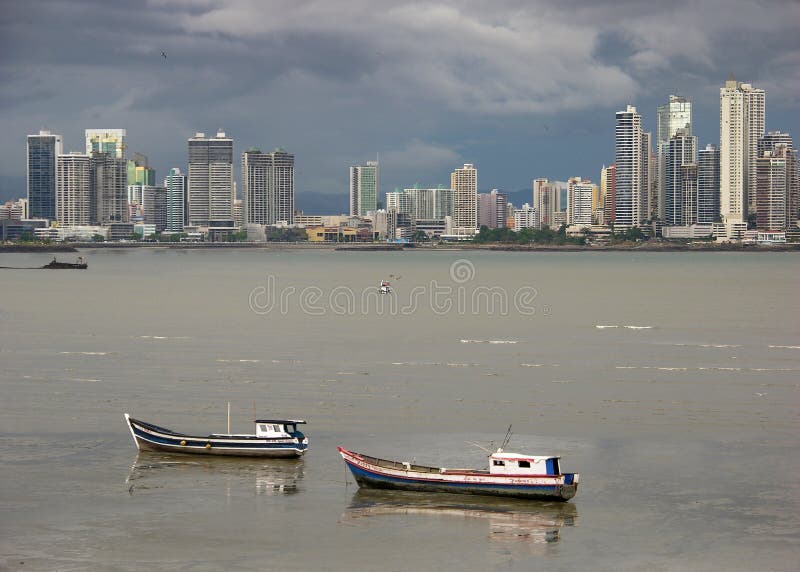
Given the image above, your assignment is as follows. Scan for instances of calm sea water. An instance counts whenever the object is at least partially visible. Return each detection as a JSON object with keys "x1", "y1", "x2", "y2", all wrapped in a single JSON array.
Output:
[{"x1": 1, "y1": 248, "x2": 798, "y2": 571}]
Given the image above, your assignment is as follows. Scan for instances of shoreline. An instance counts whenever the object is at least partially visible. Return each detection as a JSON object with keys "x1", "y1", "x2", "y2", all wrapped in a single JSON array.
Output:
[{"x1": 2, "y1": 242, "x2": 798, "y2": 253}]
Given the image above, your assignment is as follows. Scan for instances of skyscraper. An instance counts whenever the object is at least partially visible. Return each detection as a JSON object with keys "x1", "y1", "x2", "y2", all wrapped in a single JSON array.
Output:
[
  {"x1": 27, "y1": 130, "x2": 63, "y2": 220},
  {"x1": 477, "y1": 190, "x2": 507, "y2": 229},
  {"x1": 680, "y1": 163, "x2": 698, "y2": 226},
  {"x1": 451, "y1": 163, "x2": 477, "y2": 233},
  {"x1": 566, "y1": 177, "x2": 593, "y2": 227},
  {"x1": 243, "y1": 149, "x2": 271, "y2": 225},
  {"x1": 720, "y1": 77, "x2": 765, "y2": 225},
  {"x1": 756, "y1": 148, "x2": 788, "y2": 231},
  {"x1": 534, "y1": 178, "x2": 559, "y2": 229},
  {"x1": 349, "y1": 161, "x2": 379, "y2": 216},
  {"x1": 91, "y1": 152, "x2": 129, "y2": 224},
  {"x1": 665, "y1": 129, "x2": 698, "y2": 225},
  {"x1": 758, "y1": 131, "x2": 792, "y2": 158},
  {"x1": 387, "y1": 186, "x2": 453, "y2": 222},
  {"x1": 163, "y1": 168, "x2": 187, "y2": 232},
  {"x1": 188, "y1": 130, "x2": 234, "y2": 227},
  {"x1": 127, "y1": 152, "x2": 156, "y2": 186},
  {"x1": 243, "y1": 148, "x2": 295, "y2": 225},
  {"x1": 271, "y1": 149, "x2": 295, "y2": 224},
  {"x1": 142, "y1": 185, "x2": 167, "y2": 232},
  {"x1": 614, "y1": 105, "x2": 648, "y2": 228},
  {"x1": 85, "y1": 129, "x2": 126, "y2": 159},
  {"x1": 657, "y1": 96, "x2": 692, "y2": 220},
  {"x1": 602, "y1": 164, "x2": 616, "y2": 224},
  {"x1": 756, "y1": 144, "x2": 798, "y2": 231},
  {"x1": 697, "y1": 144, "x2": 720, "y2": 224},
  {"x1": 56, "y1": 153, "x2": 91, "y2": 226}
]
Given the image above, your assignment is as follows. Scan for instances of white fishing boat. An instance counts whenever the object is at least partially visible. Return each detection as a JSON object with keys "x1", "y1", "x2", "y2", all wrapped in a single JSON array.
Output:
[{"x1": 338, "y1": 446, "x2": 579, "y2": 501}]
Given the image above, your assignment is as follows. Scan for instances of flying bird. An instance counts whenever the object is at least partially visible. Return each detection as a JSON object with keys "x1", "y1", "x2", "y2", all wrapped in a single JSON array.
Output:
[{"x1": 161, "y1": 51, "x2": 167, "y2": 60}]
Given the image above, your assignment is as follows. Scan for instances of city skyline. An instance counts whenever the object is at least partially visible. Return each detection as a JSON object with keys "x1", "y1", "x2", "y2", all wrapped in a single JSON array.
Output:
[{"x1": 2, "y1": 2, "x2": 799, "y2": 203}]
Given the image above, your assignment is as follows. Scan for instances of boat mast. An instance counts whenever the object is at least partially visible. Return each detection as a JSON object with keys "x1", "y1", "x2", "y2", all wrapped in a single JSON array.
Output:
[
  {"x1": 227, "y1": 402, "x2": 231, "y2": 434},
  {"x1": 500, "y1": 424, "x2": 513, "y2": 450}
]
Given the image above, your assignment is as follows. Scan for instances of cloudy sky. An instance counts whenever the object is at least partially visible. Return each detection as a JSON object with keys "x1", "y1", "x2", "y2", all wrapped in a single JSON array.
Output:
[{"x1": 2, "y1": 0, "x2": 798, "y2": 209}]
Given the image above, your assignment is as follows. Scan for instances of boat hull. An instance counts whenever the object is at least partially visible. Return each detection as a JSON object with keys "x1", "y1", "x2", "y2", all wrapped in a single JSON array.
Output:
[
  {"x1": 340, "y1": 448, "x2": 578, "y2": 501},
  {"x1": 125, "y1": 415, "x2": 308, "y2": 458},
  {"x1": 43, "y1": 262, "x2": 87, "y2": 269}
]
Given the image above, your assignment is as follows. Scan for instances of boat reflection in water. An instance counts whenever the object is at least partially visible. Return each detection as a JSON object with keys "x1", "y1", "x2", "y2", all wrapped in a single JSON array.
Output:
[
  {"x1": 340, "y1": 489, "x2": 577, "y2": 547},
  {"x1": 126, "y1": 451, "x2": 304, "y2": 496}
]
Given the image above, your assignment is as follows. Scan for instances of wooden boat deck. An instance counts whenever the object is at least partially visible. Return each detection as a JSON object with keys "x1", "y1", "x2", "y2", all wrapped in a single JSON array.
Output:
[{"x1": 359, "y1": 452, "x2": 489, "y2": 476}]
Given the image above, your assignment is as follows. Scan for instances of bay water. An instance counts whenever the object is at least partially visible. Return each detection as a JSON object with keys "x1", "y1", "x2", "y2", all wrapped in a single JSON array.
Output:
[{"x1": 1, "y1": 248, "x2": 798, "y2": 571}]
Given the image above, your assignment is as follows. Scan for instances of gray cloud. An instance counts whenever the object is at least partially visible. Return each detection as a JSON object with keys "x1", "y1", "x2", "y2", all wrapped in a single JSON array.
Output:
[{"x1": 1, "y1": 0, "x2": 798, "y2": 201}]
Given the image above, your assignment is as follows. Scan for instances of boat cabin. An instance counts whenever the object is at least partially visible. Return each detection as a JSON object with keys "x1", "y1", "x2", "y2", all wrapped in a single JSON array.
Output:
[
  {"x1": 254, "y1": 419, "x2": 306, "y2": 439},
  {"x1": 488, "y1": 451, "x2": 561, "y2": 476}
]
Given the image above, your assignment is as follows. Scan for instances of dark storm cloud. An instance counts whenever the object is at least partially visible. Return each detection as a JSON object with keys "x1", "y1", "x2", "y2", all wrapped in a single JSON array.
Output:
[{"x1": 1, "y1": 0, "x2": 798, "y2": 200}]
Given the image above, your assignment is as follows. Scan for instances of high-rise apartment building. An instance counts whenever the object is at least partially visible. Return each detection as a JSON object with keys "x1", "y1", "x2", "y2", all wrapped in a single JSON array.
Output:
[
  {"x1": 142, "y1": 186, "x2": 167, "y2": 232},
  {"x1": 477, "y1": 190, "x2": 507, "y2": 229},
  {"x1": 127, "y1": 152, "x2": 155, "y2": 186},
  {"x1": 514, "y1": 203, "x2": 539, "y2": 231},
  {"x1": 271, "y1": 149, "x2": 295, "y2": 224},
  {"x1": 758, "y1": 131, "x2": 792, "y2": 158},
  {"x1": 349, "y1": 161, "x2": 379, "y2": 216},
  {"x1": 27, "y1": 130, "x2": 63, "y2": 221},
  {"x1": 602, "y1": 164, "x2": 616, "y2": 224},
  {"x1": 188, "y1": 130, "x2": 234, "y2": 227},
  {"x1": 756, "y1": 148, "x2": 788, "y2": 231},
  {"x1": 697, "y1": 144, "x2": 720, "y2": 224},
  {"x1": 242, "y1": 148, "x2": 295, "y2": 225},
  {"x1": 56, "y1": 153, "x2": 91, "y2": 226},
  {"x1": 91, "y1": 152, "x2": 129, "y2": 224},
  {"x1": 386, "y1": 186, "x2": 453, "y2": 222},
  {"x1": 163, "y1": 168, "x2": 186, "y2": 231},
  {"x1": 85, "y1": 129, "x2": 126, "y2": 159},
  {"x1": 614, "y1": 105, "x2": 649, "y2": 228},
  {"x1": 451, "y1": 163, "x2": 477, "y2": 233},
  {"x1": 665, "y1": 129, "x2": 698, "y2": 225},
  {"x1": 566, "y1": 177, "x2": 594, "y2": 227},
  {"x1": 680, "y1": 163, "x2": 698, "y2": 226},
  {"x1": 533, "y1": 178, "x2": 559, "y2": 229},
  {"x1": 756, "y1": 144, "x2": 798, "y2": 231},
  {"x1": 657, "y1": 96, "x2": 692, "y2": 220},
  {"x1": 720, "y1": 77, "x2": 765, "y2": 224},
  {"x1": 243, "y1": 149, "x2": 271, "y2": 225}
]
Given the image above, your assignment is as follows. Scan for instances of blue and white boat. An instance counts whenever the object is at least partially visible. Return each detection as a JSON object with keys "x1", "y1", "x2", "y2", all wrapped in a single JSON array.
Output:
[
  {"x1": 124, "y1": 414, "x2": 309, "y2": 458},
  {"x1": 338, "y1": 446, "x2": 579, "y2": 501}
]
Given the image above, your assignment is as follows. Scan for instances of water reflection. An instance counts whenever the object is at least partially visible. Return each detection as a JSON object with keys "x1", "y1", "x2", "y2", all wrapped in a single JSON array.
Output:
[
  {"x1": 341, "y1": 489, "x2": 577, "y2": 546},
  {"x1": 126, "y1": 451, "x2": 305, "y2": 495}
]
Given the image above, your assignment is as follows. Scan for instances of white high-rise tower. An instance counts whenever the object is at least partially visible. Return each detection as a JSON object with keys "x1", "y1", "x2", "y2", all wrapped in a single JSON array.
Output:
[
  {"x1": 720, "y1": 76, "x2": 765, "y2": 225},
  {"x1": 451, "y1": 163, "x2": 477, "y2": 234},
  {"x1": 614, "y1": 105, "x2": 649, "y2": 228}
]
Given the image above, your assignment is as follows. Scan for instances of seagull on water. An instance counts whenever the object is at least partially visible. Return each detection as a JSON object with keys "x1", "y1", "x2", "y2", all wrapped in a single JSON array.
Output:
[{"x1": 161, "y1": 51, "x2": 167, "y2": 60}]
